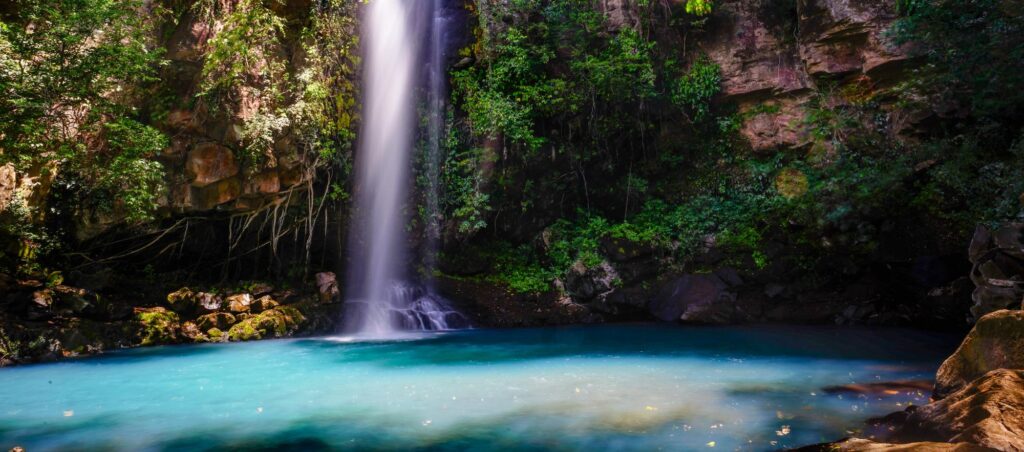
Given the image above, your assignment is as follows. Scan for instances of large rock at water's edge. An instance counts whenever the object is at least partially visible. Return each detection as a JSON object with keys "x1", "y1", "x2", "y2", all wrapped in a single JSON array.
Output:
[
  {"x1": 797, "y1": 438, "x2": 994, "y2": 451},
  {"x1": 648, "y1": 274, "x2": 737, "y2": 323},
  {"x1": 134, "y1": 307, "x2": 181, "y2": 346},
  {"x1": 227, "y1": 306, "x2": 304, "y2": 341},
  {"x1": 898, "y1": 369, "x2": 1024, "y2": 452},
  {"x1": 934, "y1": 310, "x2": 1024, "y2": 399}
]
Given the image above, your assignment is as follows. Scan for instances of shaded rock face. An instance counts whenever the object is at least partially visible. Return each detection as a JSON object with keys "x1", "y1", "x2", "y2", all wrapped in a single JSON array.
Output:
[
  {"x1": 968, "y1": 224, "x2": 1024, "y2": 321},
  {"x1": 934, "y1": 309, "x2": 1024, "y2": 399},
  {"x1": 649, "y1": 274, "x2": 737, "y2": 323},
  {"x1": 436, "y1": 275, "x2": 598, "y2": 327},
  {"x1": 899, "y1": 369, "x2": 1024, "y2": 452}
]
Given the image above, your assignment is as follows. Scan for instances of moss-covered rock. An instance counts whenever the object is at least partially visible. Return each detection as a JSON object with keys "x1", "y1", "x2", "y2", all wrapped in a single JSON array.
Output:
[
  {"x1": 207, "y1": 328, "x2": 225, "y2": 341},
  {"x1": 934, "y1": 309, "x2": 1024, "y2": 399},
  {"x1": 226, "y1": 306, "x2": 304, "y2": 341},
  {"x1": 134, "y1": 307, "x2": 181, "y2": 346}
]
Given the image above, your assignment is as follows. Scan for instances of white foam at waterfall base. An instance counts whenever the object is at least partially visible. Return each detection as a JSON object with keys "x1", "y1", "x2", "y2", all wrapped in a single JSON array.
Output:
[
  {"x1": 343, "y1": 282, "x2": 469, "y2": 340},
  {"x1": 342, "y1": 0, "x2": 464, "y2": 338}
]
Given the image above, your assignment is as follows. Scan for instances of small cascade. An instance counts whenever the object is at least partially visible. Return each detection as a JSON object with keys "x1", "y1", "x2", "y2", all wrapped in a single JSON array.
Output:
[{"x1": 342, "y1": 0, "x2": 466, "y2": 337}]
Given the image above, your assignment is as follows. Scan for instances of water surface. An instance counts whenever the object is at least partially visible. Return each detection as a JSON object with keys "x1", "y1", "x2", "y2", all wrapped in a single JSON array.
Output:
[{"x1": 0, "y1": 324, "x2": 957, "y2": 451}]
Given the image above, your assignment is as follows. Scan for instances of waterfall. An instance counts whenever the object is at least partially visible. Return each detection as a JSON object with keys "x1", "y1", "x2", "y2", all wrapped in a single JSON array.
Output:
[{"x1": 342, "y1": 0, "x2": 466, "y2": 337}]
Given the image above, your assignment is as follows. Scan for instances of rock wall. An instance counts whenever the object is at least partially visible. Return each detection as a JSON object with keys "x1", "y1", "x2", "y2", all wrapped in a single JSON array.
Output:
[
  {"x1": 702, "y1": 0, "x2": 912, "y2": 152},
  {"x1": 153, "y1": 0, "x2": 316, "y2": 218}
]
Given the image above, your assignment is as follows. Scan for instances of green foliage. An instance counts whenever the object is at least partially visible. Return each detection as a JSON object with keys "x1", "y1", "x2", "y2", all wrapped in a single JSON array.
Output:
[
  {"x1": 441, "y1": 111, "x2": 492, "y2": 237},
  {"x1": 94, "y1": 119, "x2": 168, "y2": 222},
  {"x1": 685, "y1": 0, "x2": 714, "y2": 16},
  {"x1": 0, "y1": 0, "x2": 163, "y2": 169},
  {"x1": 672, "y1": 55, "x2": 722, "y2": 122},
  {"x1": 0, "y1": 0, "x2": 169, "y2": 245},
  {"x1": 891, "y1": 0, "x2": 1024, "y2": 122},
  {"x1": 198, "y1": 0, "x2": 286, "y2": 100}
]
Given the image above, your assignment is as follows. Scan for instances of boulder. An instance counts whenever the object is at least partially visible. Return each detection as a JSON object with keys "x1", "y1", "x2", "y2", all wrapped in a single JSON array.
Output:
[
  {"x1": 167, "y1": 288, "x2": 222, "y2": 315},
  {"x1": 226, "y1": 294, "x2": 254, "y2": 313},
  {"x1": 316, "y1": 272, "x2": 339, "y2": 303},
  {"x1": 180, "y1": 321, "x2": 207, "y2": 342},
  {"x1": 166, "y1": 287, "x2": 197, "y2": 314},
  {"x1": 196, "y1": 292, "x2": 223, "y2": 312},
  {"x1": 27, "y1": 289, "x2": 54, "y2": 320},
  {"x1": 51, "y1": 285, "x2": 93, "y2": 316},
  {"x1": 227, "y1": 306, "x2": 305, "y2": 341},
  {"x1": 134, "y1": 307, "x2": 181, "y2": 346},
  {"x1": 250, "y1": 295, "x2": 280, "y2": 313},
  {"x1": 196, "y1": 312, "x2": 236, "y2": 331},
  {"x1": 934, "y1": 310, "x2": 1024, "y2": 399},
  {"x1": 898, "y1": 369, "x2": 1024, "y2": 451},
  {"x1": 564, "y1": 260, "x2": 619, "y2": 302},
  {"x1": 648, "y1": 274, "x2": 737, "y2": 323}
]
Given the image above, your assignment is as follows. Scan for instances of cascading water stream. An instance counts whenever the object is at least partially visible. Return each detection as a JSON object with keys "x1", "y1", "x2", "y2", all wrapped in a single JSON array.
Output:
[{"x1": 343, "y1": 0, "x2": 465, "y2": 337}]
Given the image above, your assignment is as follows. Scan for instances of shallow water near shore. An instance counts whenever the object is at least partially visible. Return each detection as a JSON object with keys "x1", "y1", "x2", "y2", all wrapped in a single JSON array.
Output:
[{"x1": 0, "y1": 324, "x2": 958, "y2": 451}]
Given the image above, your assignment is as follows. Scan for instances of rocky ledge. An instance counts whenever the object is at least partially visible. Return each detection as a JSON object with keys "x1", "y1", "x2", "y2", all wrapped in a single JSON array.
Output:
[{"x1": 0, "y1": 272, "x2": 343, "y2": 366}]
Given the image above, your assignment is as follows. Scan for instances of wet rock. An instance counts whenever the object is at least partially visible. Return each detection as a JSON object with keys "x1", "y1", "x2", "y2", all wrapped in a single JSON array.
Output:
[
  {"x1": 227, "y1": 306, "x2": 305, "y2": 341},
  {"x1": 226, "y1": 294, "x2": 254, "y2": 313},
  {"x1": 898, "y1": 369, "x2": 1024, "y2": 451},
  {"x1": 134, "y1": 307, "x2": 181, "y2": 346},
  {"x1": 649, "y1": 274, "x2": 737, "y2": 323},
  {"x1": 196, "y1": 312, "x2": 236, "y2": 331},
  {"x1": 315, "y1": 272, "x2": 339, "y2": 303},
  {"x1": 934, "y1": 310, "x2": 1024, "y2": 399},
  {"x1": 797, "y1": 438, "x2": 994, "y2": 451},
  {"x1": 823, "y1": 380, "x2": 933, "y2": 397}
]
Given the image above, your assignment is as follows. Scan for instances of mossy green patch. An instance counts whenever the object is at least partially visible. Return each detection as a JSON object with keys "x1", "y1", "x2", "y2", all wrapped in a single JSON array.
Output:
[
  {"x1": 135, "y1": 308, "x2": 181, "y2": 346},
  {"x1": 227, "y1": 306, "x2": 305, "y2": 342}
]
